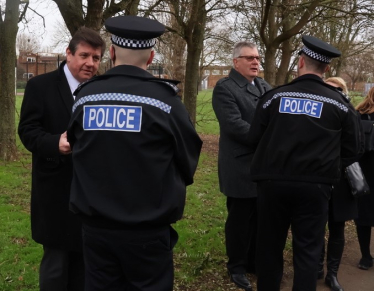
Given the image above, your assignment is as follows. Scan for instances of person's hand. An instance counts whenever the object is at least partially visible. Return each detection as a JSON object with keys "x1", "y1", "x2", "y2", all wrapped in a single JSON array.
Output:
[{"x1": 59, "y1": 131, "x2": 72, "y2": 155}]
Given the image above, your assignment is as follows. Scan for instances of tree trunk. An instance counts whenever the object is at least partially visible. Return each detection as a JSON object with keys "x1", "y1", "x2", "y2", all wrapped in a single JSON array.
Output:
[
  {"x1": 0, "y1": 0, "x2": 20, "y2": 161},
  {"x1": 54, "y1": 0, "x2": 140, "y2": 35},
  {"x1": 276, "y1": 38, "x2": 293, "y2": 86},
  {"x1": 183, "y1": 4, "x2": 206, "y2": 125},
  {"x1": 85, "y1": 0, "x2": 106, "y2": 30},
  {"x1": 263, "y1": 46, "x2": 277, "y2": 87},
  {"x1": 168, "y1": 5, "x2": 186, "y2": 98},
  {"x1": 53, "y1": 0, "x2": 85, "y2": 35},
  {"x1": 174, "y1": 37, "x2": 186, "y2": 98}
]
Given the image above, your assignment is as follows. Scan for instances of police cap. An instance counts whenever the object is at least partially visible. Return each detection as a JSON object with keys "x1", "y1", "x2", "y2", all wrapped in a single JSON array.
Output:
[
  {"x1": 105, "y1": 15, "x2": 165, "y2": 49},
  {"x1": 299, "y1": 35, "x2": 341, "y2": 64}
]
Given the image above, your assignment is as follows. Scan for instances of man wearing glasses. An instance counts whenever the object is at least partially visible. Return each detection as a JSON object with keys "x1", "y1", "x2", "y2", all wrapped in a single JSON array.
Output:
[{"x1": 212, "y1": 41, "x2": 271, "y2": 291}]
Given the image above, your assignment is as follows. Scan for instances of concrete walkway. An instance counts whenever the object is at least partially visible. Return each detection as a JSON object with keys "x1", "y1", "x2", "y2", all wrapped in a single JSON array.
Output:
[{"x1": 280, "y1": 229, "x2": 374, "y2": 291}]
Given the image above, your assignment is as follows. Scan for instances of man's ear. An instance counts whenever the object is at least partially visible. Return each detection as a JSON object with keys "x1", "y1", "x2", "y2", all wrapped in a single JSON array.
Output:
[
  {"x1": 298, "y1": 56, "x2": 305, "y2": 69},
  {"x1": 110, "y1": 45, "x2": 116, "y2": 65},
  {"x1": 66, "y1": 47, "x2": 72, "y2": 62},
  {"x1": 233, "y1": 58, "x2": 238, "y2": 69},
  {"x1": 324, "y1": 65, "x2": 330, "y2": 73},
  {"x1": 147, "y1": 50, "x2": 155, "y2": 66}
]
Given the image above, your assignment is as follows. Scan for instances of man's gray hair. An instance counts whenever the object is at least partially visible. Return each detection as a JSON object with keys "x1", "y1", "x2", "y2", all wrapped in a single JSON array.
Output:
[{"x1": 232, "y1": 41, "x2": 257, "y2": 59}]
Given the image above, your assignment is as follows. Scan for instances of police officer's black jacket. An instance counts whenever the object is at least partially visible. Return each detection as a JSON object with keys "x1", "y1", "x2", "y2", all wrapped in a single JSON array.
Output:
[
  {"x1": 67, "y1": 65, "x2": 202, "y2": 228},
  {"x1": 248, "y1": 74, "x2": 360, "y2": 184}
]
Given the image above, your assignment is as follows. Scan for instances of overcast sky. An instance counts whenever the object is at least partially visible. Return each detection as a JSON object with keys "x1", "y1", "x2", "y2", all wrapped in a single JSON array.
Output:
[{"x1": 18, "y1": 0, "x2": 66, "y2": 52}]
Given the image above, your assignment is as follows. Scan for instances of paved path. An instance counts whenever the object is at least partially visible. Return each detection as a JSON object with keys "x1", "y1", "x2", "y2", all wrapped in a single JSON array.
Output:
[{"x1": 280, "y1": 229, "x2": 374, "y2": 291}]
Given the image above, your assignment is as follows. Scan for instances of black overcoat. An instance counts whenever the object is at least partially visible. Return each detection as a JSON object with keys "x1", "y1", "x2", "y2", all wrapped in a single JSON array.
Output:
[
  {"x1": 356, "y1": 113, "x2": 374, "y2": 226},
  {"x1": 212, "y1": 68, "x2": 271, "y2": 198},
  {"x1": 330, "y1": 102, "x2": 363, "y2": 222},
  {"x1": 18, "y1": 61, "x2": 82, "y2": 251},
  {"x1": 330, "y1": 173, "x2": 358, "y2": 222}
]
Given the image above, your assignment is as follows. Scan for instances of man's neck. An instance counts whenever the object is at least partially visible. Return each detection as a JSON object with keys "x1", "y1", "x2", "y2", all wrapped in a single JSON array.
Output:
[{"x1": 298, "y1": 70, "x2": 323, "y2": 78}]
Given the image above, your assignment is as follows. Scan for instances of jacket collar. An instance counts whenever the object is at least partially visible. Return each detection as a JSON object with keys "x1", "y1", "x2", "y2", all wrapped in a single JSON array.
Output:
[
  {"x1": 291, "y1": 73, "x2": 324, "y2": 84},
  {"x1": 229, "y1": 68, "x2": 251, "y2": 87},
  {"x1": 229, "y1": 68, "x2": 263, "y2": 96},
  {"x1": 105, "y1": 65, "x2": 155, "y2": 79}
]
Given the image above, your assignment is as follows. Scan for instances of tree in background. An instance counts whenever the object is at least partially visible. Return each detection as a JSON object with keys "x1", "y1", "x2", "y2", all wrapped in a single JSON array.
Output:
[
  {"x1": 16, "y1": 32, "x2": 41, "y2": 53},
  {"x1": 307, "y1": 0, "x2": 374, "y2": 78},
  {"x1": 0, "y1": 0, "x2": 29, "y2": 161},
  {"x1": 345, "y1": 51, "x2": 374, "y2": 91},
  {"x1": 153, "y1": 6, "x2": 187, "y2": 98},
  {"x1": 160, "y1": 0, "x2": 235, "y2": 124},
  {"x1": 52, "y1": 0, "x2": 141, "y2": 35}
]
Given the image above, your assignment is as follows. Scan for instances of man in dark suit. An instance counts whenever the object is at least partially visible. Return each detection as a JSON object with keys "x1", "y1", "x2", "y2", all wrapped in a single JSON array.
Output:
[
  {"x1": 212, "y1": 41, "x2": 271, "y2": 291},
  {"x1": 18, "y1": 27, "x2": 105, "y2": 291}
]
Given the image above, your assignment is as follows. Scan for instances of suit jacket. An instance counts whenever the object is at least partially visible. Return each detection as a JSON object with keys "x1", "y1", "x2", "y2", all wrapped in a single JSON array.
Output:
[
  {"x1": 18, "y1": 61, "x2": 82, "y2": 251},
  {"x1": 212, "y1": 68, "x2": 271, "y2": 198}
]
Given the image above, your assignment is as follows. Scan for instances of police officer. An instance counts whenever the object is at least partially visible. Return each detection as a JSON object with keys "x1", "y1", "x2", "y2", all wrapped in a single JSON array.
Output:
[
  {"x1": 248, "y1": 36, "x2": 360, "y2": 291},
  {"x1": 67, "y1": 15, "x2": 202, "y2": 291}
]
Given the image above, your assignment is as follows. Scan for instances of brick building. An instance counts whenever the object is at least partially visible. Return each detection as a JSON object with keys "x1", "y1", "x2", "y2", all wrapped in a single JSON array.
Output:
[{"x1": 17, "y1": 52, "x2": 64, "y2": 80}]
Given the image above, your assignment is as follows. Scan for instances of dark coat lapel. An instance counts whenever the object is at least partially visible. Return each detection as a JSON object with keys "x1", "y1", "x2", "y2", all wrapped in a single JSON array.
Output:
[
  {"x1": 229, "y1": 68, "x2": 261, "y2": 97},
  {"x1": 56, "y1": 61, "x2": 74, "y2": 115}
]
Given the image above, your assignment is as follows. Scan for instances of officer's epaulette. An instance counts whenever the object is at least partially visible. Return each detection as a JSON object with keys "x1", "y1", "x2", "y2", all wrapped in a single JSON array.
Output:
[{"x1": 149, "y1": 77, "x2": 180, "y2": 95}]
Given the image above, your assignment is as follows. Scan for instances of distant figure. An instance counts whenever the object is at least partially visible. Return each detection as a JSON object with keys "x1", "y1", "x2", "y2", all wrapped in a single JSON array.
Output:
[
  {"x1": 67, "y1": 15, "x2": 202, "y2": 291},
  {"x1": 318, "y1": 76, "x2": 360, "y2": 291},
  {"x1": 18, "y1": 27, "x2": 105, "y2": 291},
  {"x1": 212, "y1": 41, "x2": 271, "y2": 291},
  {"x1": 248, "y1": 36, "x2": 360, "y2": 291},
  {"x1": 355, "y1": 87, "x2": 374, "y2": 271}
]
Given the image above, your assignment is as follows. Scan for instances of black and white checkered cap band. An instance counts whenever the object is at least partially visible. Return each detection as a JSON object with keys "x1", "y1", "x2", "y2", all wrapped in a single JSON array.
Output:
[
  {"x1": 111, "y1": 35, "x2": 156, "y2": 49},
  {"x1": 301, "y1": 46, "x2": 331, "y2": 63}
]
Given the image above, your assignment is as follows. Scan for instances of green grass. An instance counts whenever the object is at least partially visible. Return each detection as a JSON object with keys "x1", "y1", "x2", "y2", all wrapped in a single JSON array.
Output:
[
  {"x1": 195, "y1": 89, "x2": 219, "y2": 135},
  {"x1": 0, "y1": 154, "x2": 41, "y2": 291},
  {"x1": 0, "y1": 95, "x2": 41, "y2": 291}
]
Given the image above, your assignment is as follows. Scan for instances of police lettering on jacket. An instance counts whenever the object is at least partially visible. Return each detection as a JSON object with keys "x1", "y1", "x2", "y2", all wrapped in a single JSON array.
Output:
[
  {"x1": 279, "y1": 97, "x2": 323, "y2": 118},
  {"x1": 83, "y1": 105, "x2": 142, "y2": 131}
]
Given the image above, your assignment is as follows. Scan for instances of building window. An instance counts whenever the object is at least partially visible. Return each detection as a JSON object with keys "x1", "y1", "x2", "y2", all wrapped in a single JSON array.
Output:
[
  {"x1": 204, "y1": 70, "x2": 210, "y2": 75},
  {"x1": 223, "y1": 70, "x2": 229, "y2": 75},
  {"x1": 27, "y1": 57, "x2": 36, "y2": 62},
  {"x1": 212, "y1": 70, "x2": 221, "y2": 75},
  {"x1": 23, "y1": 73, "x2": 34, "y2": 79}
]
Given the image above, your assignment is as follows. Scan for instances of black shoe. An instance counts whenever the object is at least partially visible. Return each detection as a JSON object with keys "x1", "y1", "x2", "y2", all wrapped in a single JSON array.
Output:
[
  {"x1": 358, "y1": 257, "x2": 373, "y2": 270},
  {"x1": 317, "y1": 268, "x2": 324, "y2": 280},
  {"x1": 325, "y1": 273, "x2": 344, "y2": 291},
  {"x1": 228, "y1": 272, "x2": 252, "y2": 291}
]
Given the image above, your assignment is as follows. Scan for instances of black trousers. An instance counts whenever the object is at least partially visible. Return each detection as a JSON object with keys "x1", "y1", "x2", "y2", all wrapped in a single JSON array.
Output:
[
  {"x1": 39, "y1": 246, "x2": 85, "y2": 291},
  {"x1": 320, "y1": 203, "x2": 345, "y2": 275},
  {"x1": 82, "y1": 223, "x2": 178, "y2": 291},
  {"x1": 356, "y1": 224, "x2": 373, "y2": 260},
  {"x1": 256, "y1": 180, "x2": 330, "y2": 291},
  {"x1": 225, "y1": 196, "x2": 257, "y2": 274}
]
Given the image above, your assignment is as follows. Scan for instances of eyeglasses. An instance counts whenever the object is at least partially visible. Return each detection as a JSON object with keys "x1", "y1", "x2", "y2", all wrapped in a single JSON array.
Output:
[{"x1": 237, "y1": 55, "x2": 261, "y2": 62}]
